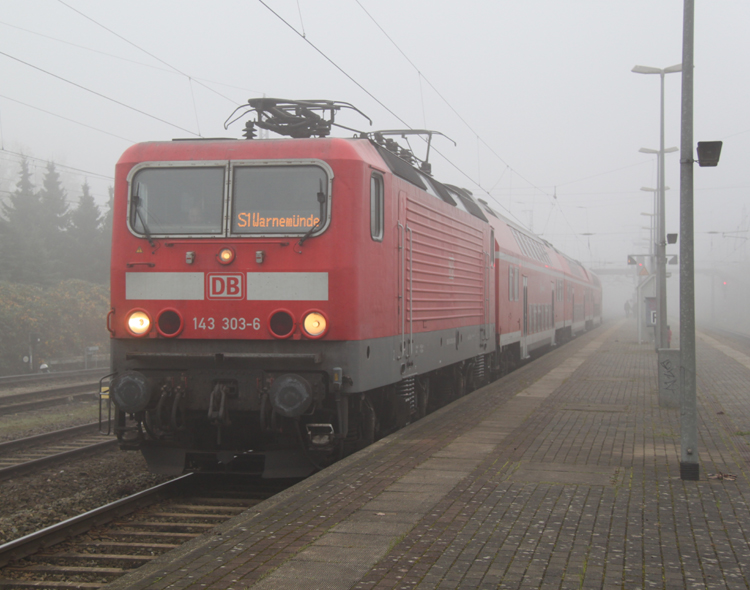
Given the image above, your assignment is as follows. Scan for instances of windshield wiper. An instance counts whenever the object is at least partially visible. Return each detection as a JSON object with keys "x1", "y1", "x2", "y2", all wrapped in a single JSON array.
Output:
[
  {"x1": 297, "y1": 180, "x2": 327, "y2": 250},
  {"x1": 132, "y1": 185, "x2": 156, "y2": 249}
]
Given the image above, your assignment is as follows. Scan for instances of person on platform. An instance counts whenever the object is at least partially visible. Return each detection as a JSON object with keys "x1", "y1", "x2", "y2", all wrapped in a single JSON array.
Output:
[{"x1": 624, "y1": 300, "x2": 632, "y2": 319}]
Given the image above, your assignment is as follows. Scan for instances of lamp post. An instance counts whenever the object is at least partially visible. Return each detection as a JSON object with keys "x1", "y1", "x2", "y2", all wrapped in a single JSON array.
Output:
[
  {"x1": 638, "y1": 146, "x2": 678, "y2": 349},
  {"x1": 633, "y1": 63, "x2": 681, "y2": 349},
  {"x1": 640, "y1": 210, "x2": 656, "y2": 272},
  {"x1": 678, "y1": 0, "x2": 698, "y2": 480}
]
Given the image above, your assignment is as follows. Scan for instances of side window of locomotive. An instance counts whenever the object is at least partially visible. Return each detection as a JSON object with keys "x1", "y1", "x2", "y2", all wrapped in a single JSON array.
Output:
[
  {"x1": 130, "y1": 167, "x2": 225, "y2": 235},
  {"x1": 370, "y1": 173, "x2": 384, "y2": 241},
  {"x1": 232, "y1": 165, "x2": 328, "y2": 235}
]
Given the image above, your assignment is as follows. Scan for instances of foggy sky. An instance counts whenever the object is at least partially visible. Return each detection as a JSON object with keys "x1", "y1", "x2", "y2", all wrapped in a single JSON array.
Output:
[{"x1": 1, "y1": 0, "x2": 748, "y2": 278}]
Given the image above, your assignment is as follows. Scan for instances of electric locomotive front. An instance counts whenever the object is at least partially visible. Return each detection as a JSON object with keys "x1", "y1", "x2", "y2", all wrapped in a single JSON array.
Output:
[{"x1": 107, "y1": 136, "x2": 394, "y2": 477}]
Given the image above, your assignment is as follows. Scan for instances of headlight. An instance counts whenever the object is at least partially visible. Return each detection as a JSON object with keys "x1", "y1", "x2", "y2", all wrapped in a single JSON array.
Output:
[
  {"x1": 303, "y1": 311, "x2": 327, "y2": 338},
  {"x1": 217, "y1": 247, "x2": 235, "y2": 265},
  {"x1": 127, "y1": 310, "x2": 151, "y2": 336}
]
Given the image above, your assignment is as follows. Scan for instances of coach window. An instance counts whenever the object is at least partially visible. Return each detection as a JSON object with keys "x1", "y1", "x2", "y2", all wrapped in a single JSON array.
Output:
[
  {"x1": 231, "y1": 164, "x2": 330, "y2": 235},
  {"x1": 370, "y1": 173, "x2": 384, "y2": 241},
  {"x1": 130, "y1": 166, "x2": 225, "y2": 236}
]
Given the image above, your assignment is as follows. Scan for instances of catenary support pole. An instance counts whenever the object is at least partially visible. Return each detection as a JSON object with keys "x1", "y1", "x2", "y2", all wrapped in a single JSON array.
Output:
[{"x1": 679, "y1": 0, "x2": 699, "y2": 481}]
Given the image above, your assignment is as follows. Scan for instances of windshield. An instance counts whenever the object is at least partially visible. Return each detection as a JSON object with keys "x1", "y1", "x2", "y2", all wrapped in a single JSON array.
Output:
[
  {"x1": 231, "y1": 165, "x2": 328, "y2": 235},
  {"x1": 130, "y1": 166, "x2": 225, "y2": 235}
]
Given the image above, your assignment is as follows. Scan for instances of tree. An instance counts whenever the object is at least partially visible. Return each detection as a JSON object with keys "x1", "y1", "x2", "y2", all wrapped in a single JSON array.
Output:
[
  {"x1": 0, "y1": 158, "x2": 55, "y2": 284},
  {"x1": 0, "y1": 280, "x2": 110, "y2": 375},
  {"x1": 68, "y1": 181, "x2": 105, "y2": 283},
  {"x1": 38, "y1": 162, "x2": 70, "y2": 276},
  {"x1": 97, "y1": 186, "x2": 114, "y2": 283}
]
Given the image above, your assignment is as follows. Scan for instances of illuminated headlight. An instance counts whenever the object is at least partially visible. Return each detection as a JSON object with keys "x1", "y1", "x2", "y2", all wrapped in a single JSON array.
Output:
[
  {"x1": 127, "y1": 310, "x2": 151, "y2": 336},
  {"x1": 217, "y1": 247, "x2": 236, "y2": 265},
  {"x1": 303, "y1": 311, "x2": 328, "y2": 338}
]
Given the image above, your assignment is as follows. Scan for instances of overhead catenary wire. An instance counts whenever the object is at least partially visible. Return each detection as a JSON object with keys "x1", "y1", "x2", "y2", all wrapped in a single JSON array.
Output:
[
  {"x1": 257, "y1": 0, "x2": 411, "y2": 130},
  {"x1": 362, "y1": 5, "x2": 586, "y2": 242},
  {"x1": 56, "y1": 0, "x2": 241, "y2": 124},
  {"x1": 0, "y1": 94, "x2": 135, "y2": 144},
  {"x1": 0, "y1": 19, "x2": 264, "y2": 97},
  {"x1": 0, "y1": 50, "x2": 198, "y2": 137},
  {"x1": 354, "y1": 0, "x2": 548, "y2": 196},
  {"x1": 0, "y1": 149, "x2": 113, "y2": 181},
  {"x1": 350, "y1": 1, "x2": 588, "y2": 241},
  {"x1": 257, "y1": 0, "x2": 534, "y2": 230}
]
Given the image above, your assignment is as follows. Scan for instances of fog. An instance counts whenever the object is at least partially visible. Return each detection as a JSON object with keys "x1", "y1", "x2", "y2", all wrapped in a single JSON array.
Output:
[{"x1": 1, "y1": 1, "x2": 748, "y2": 332}]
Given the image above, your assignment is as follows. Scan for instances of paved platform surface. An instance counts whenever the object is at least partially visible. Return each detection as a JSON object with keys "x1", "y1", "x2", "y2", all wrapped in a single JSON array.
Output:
[{"x1": 107, "y1": 320, "x2": 750, "y2": 590}]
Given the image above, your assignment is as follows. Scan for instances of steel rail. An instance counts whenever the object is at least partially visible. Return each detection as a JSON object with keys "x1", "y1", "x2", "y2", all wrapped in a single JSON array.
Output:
[
  {"x1": 0, "y1": 439, "x2": 118, "y2": 483},
  {"x1": 0, "y1": 474, "x2": 192, "y2": 568},
  {"x1": 0, "y1": 383, "x2": 98, "y2": 416},
  {"x1": 0, "y1": 422, "x2": 101, "y2": 454},
  {"x1": 0, "y1": 368, "x2": 107, "y2": 389}
]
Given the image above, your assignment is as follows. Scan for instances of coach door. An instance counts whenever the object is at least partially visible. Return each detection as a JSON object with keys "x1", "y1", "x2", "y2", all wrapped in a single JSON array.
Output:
[
  {"x1": 521, "y1": 275, "x2": 529, "y2": 359},
  {"x1": 396, "y1": 190, "x2": 412, "y2": 360},
  {"x1": 551, "y1": 281, "x2": 556, "y2": 346},
  {"x1": 482, "y1": 233, "x2": 492, "y2": 345}
]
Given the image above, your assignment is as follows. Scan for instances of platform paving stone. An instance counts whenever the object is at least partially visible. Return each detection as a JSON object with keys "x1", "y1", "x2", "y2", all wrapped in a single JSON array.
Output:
[{"x1": 103, "y1": 320, "x2": 750, "y2": 589}]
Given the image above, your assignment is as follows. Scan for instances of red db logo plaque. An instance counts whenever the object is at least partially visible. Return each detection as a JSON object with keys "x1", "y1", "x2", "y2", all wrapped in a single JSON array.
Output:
[{"x1": 207, "y1": 273, "x2": 244, "y2": 299}]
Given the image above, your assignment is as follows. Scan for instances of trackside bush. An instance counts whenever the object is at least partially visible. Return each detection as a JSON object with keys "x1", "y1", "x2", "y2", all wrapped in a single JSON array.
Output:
[{"x1": 0, "y1": 280, "x2": 109, "y2": 376}]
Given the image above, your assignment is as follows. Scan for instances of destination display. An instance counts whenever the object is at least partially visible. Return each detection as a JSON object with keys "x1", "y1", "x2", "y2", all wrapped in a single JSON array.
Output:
[
  {"x1": 232, "y1": 165, "x2": 328, "y2": 235},
  {"x1": 235, "y1": 213, "x2": 321, "y2": 229}
]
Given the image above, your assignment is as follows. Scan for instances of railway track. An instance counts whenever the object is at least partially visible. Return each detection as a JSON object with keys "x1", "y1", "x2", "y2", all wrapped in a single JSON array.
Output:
[
  {"x1": 0, "y1": 474, "x2": 293, "y2": 589},
  {"x1": 0, "y1": 423, "x2": 117, "y2": 483},
  {"x1": 0, "y1": 370, "x2": 108, "y2": 391},
  {"x1": 0, "y1": 384, "x2": 99, "y2": 417}
]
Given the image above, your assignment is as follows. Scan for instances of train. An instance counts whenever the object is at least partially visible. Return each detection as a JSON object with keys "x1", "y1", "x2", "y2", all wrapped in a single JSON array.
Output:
[{"x1": 104, "y1": 99, "x2": 602, "y2": 478}]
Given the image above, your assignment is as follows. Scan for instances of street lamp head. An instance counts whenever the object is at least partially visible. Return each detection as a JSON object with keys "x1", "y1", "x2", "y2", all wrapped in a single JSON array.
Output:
[
  {"x1": 696, "y1": 141, "x2": 723, "y2": 167},
  {"x1": 632, "y1": 65, "x2": 663, "y2": 75},
  {"x1": 632, "y1": 64, "x2": 682, "y2": 75},
  {"x1": 639, "y1": 147, "x2": 678, "y2": 154},
  {"x1": 641, "y1": 186, "x2": 669, "y2": 192}
]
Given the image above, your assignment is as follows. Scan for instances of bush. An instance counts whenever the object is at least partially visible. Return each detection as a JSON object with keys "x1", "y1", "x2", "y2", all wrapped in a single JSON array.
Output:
[{"x1": 0, "y1": 280, "x2": 110, "y2": 375}]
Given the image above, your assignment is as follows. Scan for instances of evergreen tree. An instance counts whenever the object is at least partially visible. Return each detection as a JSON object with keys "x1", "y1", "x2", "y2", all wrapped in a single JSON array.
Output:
[
  {"x1": 68, "y1": 181, "x2": 104, "y2": 283},
  {"x1": 0, "y1": 158, "x2": 54, "y2": 284},
  {"x1": 96, "y1": 186, "x2": 114, "y2": 284},
  {"x1": 38, "y1": 162, "x2": 70, "y2": 276}
]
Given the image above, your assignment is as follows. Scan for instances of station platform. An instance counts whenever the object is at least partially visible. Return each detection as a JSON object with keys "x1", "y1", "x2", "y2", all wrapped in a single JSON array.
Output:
[{"x1": 107, "y1": 320, "x2": 750, "y2": 590}]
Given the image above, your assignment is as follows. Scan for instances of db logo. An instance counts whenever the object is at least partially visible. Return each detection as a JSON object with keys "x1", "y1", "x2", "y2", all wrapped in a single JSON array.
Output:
[{"x1": 207, "y1": 273, "x2": 244, "y2": 299}]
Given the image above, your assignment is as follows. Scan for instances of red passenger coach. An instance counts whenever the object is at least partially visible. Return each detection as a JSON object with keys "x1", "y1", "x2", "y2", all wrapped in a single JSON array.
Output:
[
  {"x1": 107, "y1": 100, "x2": 497, "y2": 477},
  {"x1": 105, "y1": 99, "x2": 600, "y2": 478}
]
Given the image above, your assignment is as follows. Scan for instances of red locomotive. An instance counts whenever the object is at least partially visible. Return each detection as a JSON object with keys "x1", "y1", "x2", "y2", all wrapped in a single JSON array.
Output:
[{"x1": 105, "y1": 99, "x2": 601, "y2": 478}]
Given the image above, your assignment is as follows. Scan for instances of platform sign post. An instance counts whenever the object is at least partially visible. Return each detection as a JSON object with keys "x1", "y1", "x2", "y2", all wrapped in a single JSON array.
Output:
[{"x1": 658, "y1": 349, "x2": 680, "y2": 408}]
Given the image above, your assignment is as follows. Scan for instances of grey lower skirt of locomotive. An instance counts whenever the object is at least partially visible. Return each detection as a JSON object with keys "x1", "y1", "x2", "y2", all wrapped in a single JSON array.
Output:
[{"x1": 104, "y1": 340, "x2": 423, "y2": 479}]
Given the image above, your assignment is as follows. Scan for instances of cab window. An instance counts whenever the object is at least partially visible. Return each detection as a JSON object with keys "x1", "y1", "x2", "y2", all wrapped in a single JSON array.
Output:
[
  {"x1": 231, "y1": 165, "x2": 328, "y2": 235},
  {"x1": 130, "y1": 166, "x2": 225, "y2": 236},
  {"x1": 370, "y1": 173, "x2": 384, "y2": 241}
]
